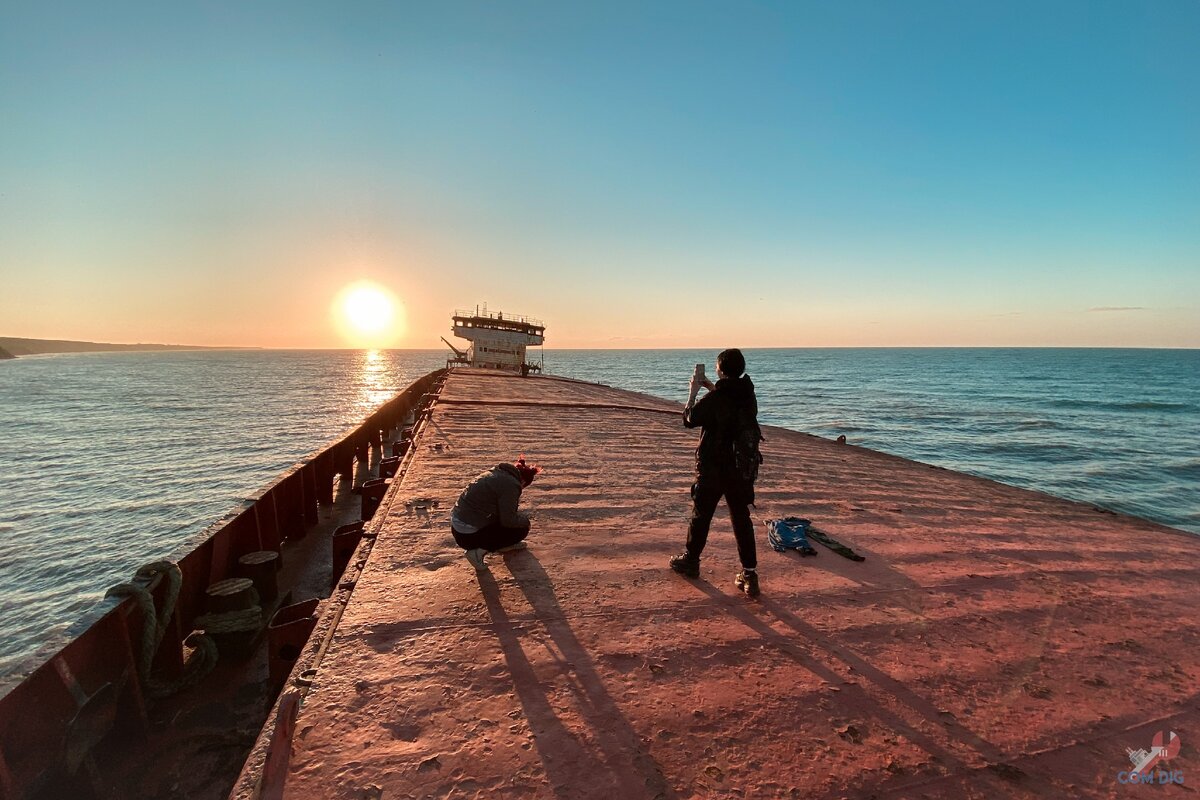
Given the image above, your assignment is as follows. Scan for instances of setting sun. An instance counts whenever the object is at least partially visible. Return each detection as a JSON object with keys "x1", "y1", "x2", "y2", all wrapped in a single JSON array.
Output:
[{"x1": 332, "y1": 281, "x2": 405, "y2": 347}]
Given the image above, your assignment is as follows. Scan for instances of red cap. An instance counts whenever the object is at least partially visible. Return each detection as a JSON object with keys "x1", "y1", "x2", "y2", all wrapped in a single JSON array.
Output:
[{"x1": 514, "y1": 456, "x2": 543, "y2": 486}]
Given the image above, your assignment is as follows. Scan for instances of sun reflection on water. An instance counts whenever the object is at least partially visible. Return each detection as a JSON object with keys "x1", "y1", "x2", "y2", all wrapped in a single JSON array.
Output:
[{"x1": 355, "y1": 349, "x2": 396, "y2": 415}]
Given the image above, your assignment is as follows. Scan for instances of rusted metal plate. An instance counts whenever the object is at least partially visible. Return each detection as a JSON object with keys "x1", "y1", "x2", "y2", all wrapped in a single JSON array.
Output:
[
  {"x1": 0, "y1": 609, "x2": 136, "y2": 795},
  {"x1": 281, "y1": 370, "x2": 1200, "y2": 799}
]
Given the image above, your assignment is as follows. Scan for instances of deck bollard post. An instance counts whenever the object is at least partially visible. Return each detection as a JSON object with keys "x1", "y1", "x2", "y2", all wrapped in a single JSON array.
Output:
[
  {"x1": 202, "y1": 578, "x2": 261, "y2": 660},
  {"x1": 237, "y1": 551, "x2": 280, "y2": 606}
]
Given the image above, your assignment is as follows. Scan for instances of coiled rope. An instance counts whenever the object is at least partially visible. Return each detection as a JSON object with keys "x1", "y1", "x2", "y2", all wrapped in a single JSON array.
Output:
[
  {"x1": 105, "y1": 561, "x2": 218, "y2": 699},
  {"x1": 194, "y1": 605, "x2": 263, "y2": 633}
]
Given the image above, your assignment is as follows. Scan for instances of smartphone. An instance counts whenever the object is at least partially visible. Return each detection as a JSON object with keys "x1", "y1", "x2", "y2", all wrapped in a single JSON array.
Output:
[{"x1": 694, "y1": 363, "x2": 706, "y2": 380}]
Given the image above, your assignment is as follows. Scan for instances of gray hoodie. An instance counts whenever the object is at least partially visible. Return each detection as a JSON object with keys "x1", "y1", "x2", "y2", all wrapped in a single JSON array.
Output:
[{"x1": 451, "y1": 463, "x2": 529, "y2": 533}]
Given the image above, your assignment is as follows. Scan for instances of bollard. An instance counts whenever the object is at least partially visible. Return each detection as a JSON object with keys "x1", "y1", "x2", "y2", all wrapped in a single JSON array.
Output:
[
  {"x1": 237, "y1": 551, "x2": 280, "y2": 606},
  {"x1": 331, "y1": 522, "x2": 365, "y2": 589},
  {"x1": 360, "y1": 478, "x2": 390, "y2": 521},
  {"x1": 267, "y1": 599, "x2": 320, "y2": 690},
  {"x1": 202, "y1": 578, "x2": 261, "y2": 660},
  {"x1": 206, "y1": 578, "x2": 256, "y2": 613}
]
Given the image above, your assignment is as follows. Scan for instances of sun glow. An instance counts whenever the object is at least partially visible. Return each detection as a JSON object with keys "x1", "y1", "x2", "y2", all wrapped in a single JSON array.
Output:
[{"x1": 333, "y1": 281, "x2": 405, "y2": 347}]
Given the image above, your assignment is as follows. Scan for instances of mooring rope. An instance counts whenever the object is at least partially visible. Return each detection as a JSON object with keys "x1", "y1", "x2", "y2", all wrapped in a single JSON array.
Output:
[
  {"x1": 194, "y1": 605, "x2": 263, "y2": 633},
  {"x1": 105, "y1": 561, "x2": 218, "y2": 699}
]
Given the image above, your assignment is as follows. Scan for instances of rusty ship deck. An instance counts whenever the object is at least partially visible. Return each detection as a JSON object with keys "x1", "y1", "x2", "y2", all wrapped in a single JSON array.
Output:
[{"x1": 258, "y1": 369, "x2": 1197, "y2": 799}]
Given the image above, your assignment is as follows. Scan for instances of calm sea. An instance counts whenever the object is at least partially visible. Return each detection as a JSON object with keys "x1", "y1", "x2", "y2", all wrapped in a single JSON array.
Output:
[{"x1": 1, "y1": 348, "x2": 1197, "y2": 682}]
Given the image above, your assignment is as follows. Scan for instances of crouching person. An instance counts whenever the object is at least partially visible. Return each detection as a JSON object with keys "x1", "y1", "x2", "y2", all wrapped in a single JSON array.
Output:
[{"x1": 451, "y1": 457, "x2": 542, "y2": 570}]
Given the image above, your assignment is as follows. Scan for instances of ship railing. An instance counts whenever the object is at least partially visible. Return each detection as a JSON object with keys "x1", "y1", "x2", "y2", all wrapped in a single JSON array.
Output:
[
  {"x1": 0, "y1": 368, "x2": 448, "y2": 800},
  {"x1": 452, "y1": 309, "x2": 544, "y2": 328}
]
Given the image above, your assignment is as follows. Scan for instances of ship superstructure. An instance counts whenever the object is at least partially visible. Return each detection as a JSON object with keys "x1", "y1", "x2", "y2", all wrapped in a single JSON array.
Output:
[{"x1": 447, "y1": 306, "x2": 545, "y2": 372}]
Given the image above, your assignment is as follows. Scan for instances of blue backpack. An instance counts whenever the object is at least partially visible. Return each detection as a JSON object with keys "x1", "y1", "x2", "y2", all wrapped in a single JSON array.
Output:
[{"x1": 767, "y1": 517, "x2": 817, "y2": 556}]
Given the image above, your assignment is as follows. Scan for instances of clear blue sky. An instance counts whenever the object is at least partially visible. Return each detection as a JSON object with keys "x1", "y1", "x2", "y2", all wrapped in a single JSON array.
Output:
[{"x1": 1, "y1": 1, "x2": 1196, "y2": 346}]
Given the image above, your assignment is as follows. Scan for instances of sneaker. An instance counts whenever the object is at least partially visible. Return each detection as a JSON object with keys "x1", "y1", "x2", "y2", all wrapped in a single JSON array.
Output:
[
  {"x1": 464, "y1": 548, "x2": 487, "y2": 570},
  {"x1": 735, "y1": 569, "x2": 760, "y2": 597},
  {"x1": 495, "y1": 541, "x2": 527, "y2": 554},
  {"x1": 669, "y1": 553, "x2": 700, "y2": 579}
]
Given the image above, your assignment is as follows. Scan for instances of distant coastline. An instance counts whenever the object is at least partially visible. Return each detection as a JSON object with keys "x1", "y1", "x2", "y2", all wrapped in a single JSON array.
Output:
[{"x1": 0, "y1": 336, "x2": 244, "y2": 357}]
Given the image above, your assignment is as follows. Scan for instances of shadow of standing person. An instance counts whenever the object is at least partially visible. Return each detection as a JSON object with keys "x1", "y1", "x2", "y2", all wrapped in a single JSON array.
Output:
[{"x1": 478, "y1": 552, "x2": 676, "y2": 799}]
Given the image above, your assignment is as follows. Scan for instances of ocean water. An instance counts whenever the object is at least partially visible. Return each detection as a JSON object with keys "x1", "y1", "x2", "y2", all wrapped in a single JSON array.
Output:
[{"x1": 0, "y1": 347, "x2": 1197, "y2": 683}]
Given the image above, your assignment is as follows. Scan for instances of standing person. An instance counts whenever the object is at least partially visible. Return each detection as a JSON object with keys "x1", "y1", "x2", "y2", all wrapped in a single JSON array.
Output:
[
  {"x1": 669, "y1": 349, "x2": 764, "y2": 596},
  {"x1": 451, "y1": 457, "x2": 542, "y2": 570}
]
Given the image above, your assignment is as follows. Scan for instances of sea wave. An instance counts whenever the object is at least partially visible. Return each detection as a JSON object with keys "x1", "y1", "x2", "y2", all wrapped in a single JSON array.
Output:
[
  {"x1": 974, "y1": 440, "x2": 1089, "y2": 461},
  {"x1": 1042, "y1": 398, "x2": 1191, "y2": 412},
  {"x1": 1162, "y1": 459, "x2": 1200, "y2": 480},
  {"x1": 1015, "y1": 419, "x2": 1063, "y2": 430}
]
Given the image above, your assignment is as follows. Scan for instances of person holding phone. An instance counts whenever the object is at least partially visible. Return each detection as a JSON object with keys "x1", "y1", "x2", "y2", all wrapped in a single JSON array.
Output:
[{"x1": 669, "y1": 348, "x2": 763, "y2": 596}]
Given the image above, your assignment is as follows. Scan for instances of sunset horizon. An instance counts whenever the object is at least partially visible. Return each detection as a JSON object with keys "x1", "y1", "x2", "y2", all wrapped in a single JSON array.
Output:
[{"x1": 5, "y1": 333, "x2": 1200, "y2": 351}]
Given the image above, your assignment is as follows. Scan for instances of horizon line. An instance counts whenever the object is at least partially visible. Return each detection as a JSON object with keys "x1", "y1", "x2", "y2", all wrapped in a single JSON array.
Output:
[{"x1": 5, "y1": 340, "x2": 1198, "y2": 353}]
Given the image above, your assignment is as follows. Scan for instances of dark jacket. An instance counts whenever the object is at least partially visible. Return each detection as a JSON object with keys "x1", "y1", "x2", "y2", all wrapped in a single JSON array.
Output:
[
  {"x1": 451, "y1": 463, "x2": 528, "y2": 531},
  {"x1": 683, "y1": 375, "x2": 759, "y2": 483}
]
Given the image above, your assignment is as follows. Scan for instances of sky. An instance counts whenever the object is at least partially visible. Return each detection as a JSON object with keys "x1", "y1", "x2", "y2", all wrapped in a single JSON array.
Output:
[{"x1": 1, "y1": 1, "x2": 1197, "y2": 348}]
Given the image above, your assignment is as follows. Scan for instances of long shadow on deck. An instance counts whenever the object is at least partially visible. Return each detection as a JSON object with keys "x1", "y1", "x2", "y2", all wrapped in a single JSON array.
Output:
[
  {"x1": 683, "y1": 580, "x2": 1064, "y2": 797},
  {"x1": 478, "y1": 552, "x2": 675, "y2": 800}
]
